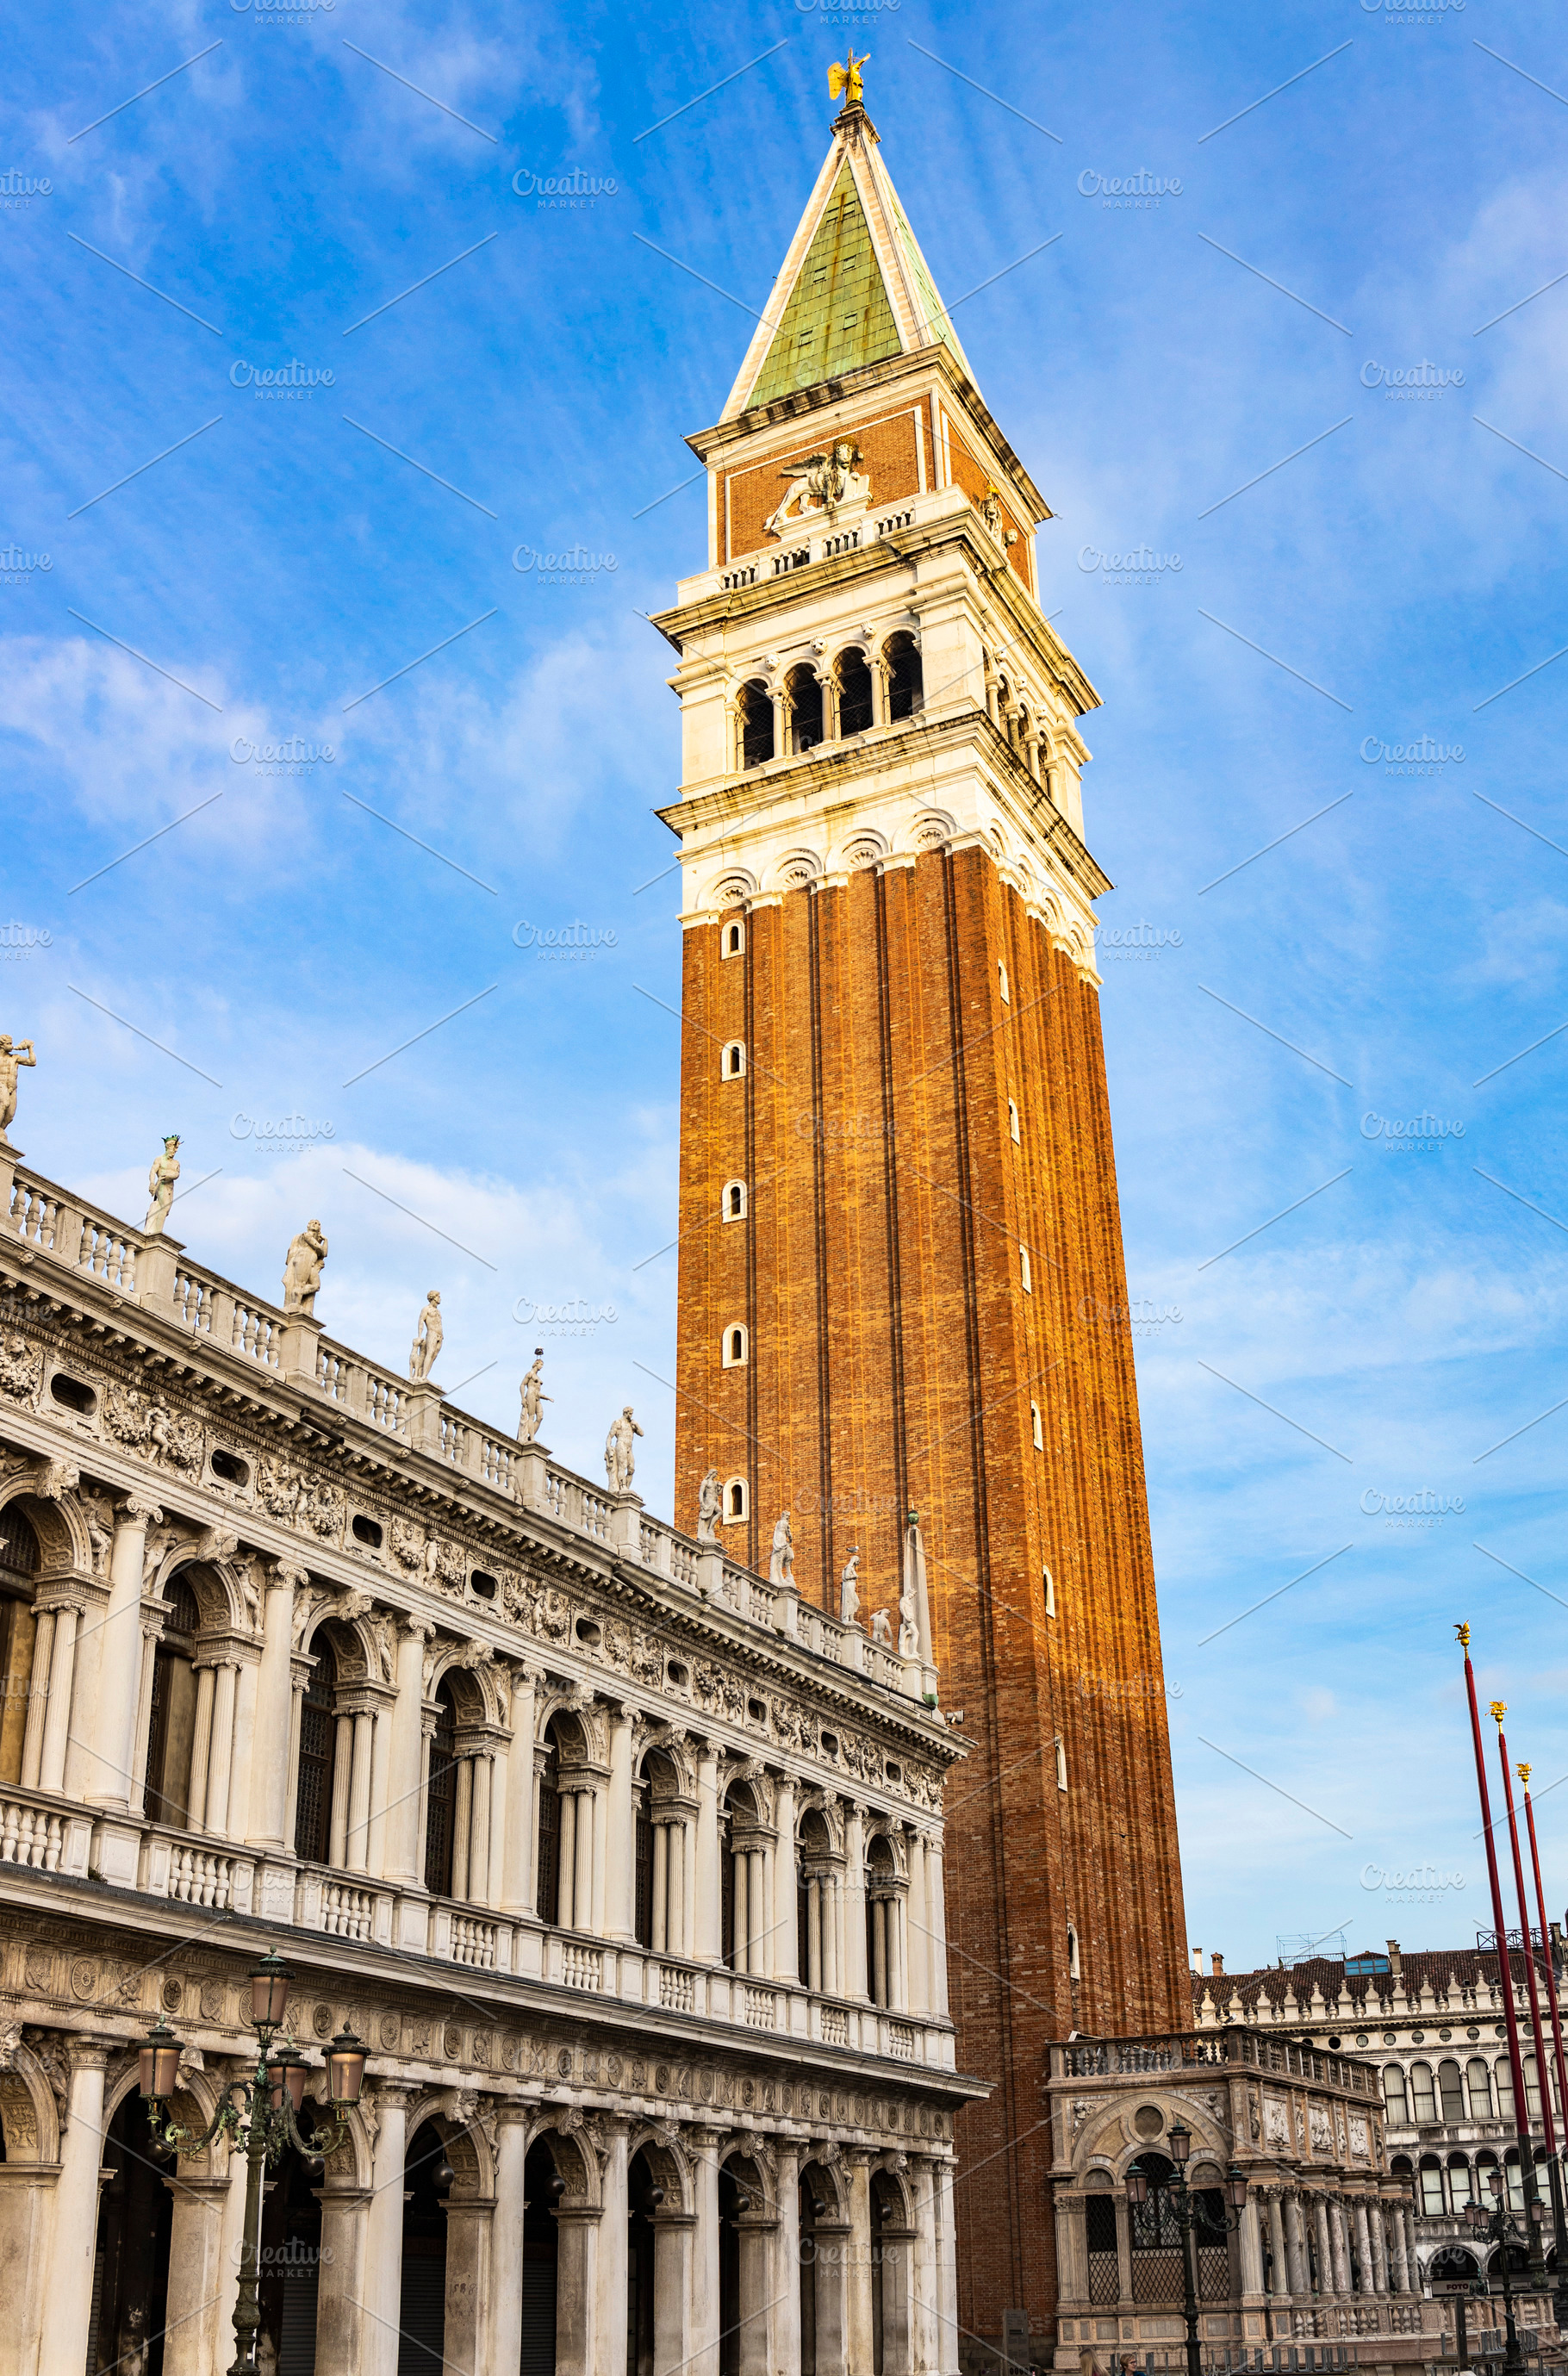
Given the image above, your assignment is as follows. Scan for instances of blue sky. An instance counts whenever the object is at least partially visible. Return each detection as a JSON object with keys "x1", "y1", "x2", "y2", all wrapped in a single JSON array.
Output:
[{"x1": 4, "y1": 0, "x2": 1567, "y2": 1975}]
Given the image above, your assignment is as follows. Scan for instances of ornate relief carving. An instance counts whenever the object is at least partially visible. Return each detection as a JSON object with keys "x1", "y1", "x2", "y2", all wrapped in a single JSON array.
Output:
[
  {"x1": 259, "y1": 1455, "x2": 302, "y2": 1521},
  {"x1": 0, "y1": 1335, "x2": 42, "y2": 1405}
]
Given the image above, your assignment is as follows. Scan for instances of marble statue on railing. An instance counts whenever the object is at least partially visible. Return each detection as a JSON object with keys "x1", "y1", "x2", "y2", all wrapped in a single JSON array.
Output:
[
  {"x1": 696, "y1": 1465, "x2": 721, "y2": 1541},
  {"x1": 282, "y1": 1218, "x2": 328, "y2": 1316},
  {"x1": 869, "y1": 1607, "x2": 893, "y2": 1648},
  {"x1": 0, "y1": 1036, "x2": 36, "y2": 1142},
  {"x1": 898, "y1": 1575, "x2": 919, "y2": 1658},
  {"x1": 839, "y1": 1547, "x2": 861, "y2": 1627},
  {"x1": 408, "y1": 1290, "x2": 443, "y2": 1382},
  {"x1": 605, "y1": 1404, "x2": 644, "y2": 1495},
  {"x1": 768, "y1": 1509, "x2": 794, "y2": 1586},
  {"x1": 517, "y1": 1348, "x2": 550, "y2": 1442},
  {"x1": 143, "y1": 1135, "x2": 181, "y2": 1235}
]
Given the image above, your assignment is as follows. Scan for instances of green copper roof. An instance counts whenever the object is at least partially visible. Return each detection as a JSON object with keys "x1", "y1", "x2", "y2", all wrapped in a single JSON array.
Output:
[
  {"x1": 749, "y1": 163, "x2": 903, "y2": 407},
  {"x1": 883, "y1": 181, "x2": 976, "y2": 387}
]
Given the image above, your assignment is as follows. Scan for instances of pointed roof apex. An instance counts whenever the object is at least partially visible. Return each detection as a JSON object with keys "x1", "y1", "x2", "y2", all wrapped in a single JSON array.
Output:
[{"x1": 722, "y1": 94, "x2": 977, "y2": 421}]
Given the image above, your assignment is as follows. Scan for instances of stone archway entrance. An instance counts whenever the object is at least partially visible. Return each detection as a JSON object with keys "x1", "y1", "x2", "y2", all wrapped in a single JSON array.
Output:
[
  {"x1": 520, "y1": 2135, "x2": 561, "y2": 2376},
  {"x1": 87, "y1": 2093, "x2": 173, "y2": 2376},
  {"x1": 401, "y1": 2120, "x2": 451, "y2": 2372}
]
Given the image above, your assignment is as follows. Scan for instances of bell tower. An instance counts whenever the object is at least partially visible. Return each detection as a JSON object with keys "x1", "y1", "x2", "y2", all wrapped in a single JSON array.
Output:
[{"x1": 650, "y1": 81, "x2": 1191, "y2": 2363}]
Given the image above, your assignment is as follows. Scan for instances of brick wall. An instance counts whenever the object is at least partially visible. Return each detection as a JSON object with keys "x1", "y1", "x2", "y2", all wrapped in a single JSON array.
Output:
[
  {"x1": 722, "y1": 403, "x2": 926, "y2": 561},
  {"x1": 674, "y1": 843, "x2": 1189, "y2": 2349}
]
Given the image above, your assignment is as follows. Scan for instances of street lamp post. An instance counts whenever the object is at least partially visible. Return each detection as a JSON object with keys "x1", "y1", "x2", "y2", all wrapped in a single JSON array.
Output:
[
  {"x1": 1126, "y1": 2119, "x2": 1249, "y2": 2376},
  {"x1": 1466, "y1": 2173, "x2": 1528, "y2": 2376},
  {"x1": 137, "y1": 1950, "x2": 367, "y2": 2376}
]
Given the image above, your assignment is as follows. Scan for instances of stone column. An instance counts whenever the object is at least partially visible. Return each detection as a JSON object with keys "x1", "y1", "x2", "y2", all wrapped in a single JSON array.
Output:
[
  {"x1": 812, "y1": 2204, "x2": 851, "y2": 2376},
  {"x1": 18, "y1": 1603, "x2": 54, "y2": 1788},
  {"x1": 345, "y1": 1707, "x2": 375, "y2": 1871},
  {"x1": 695, "y1": 1745, "x2": 721, "y2": 1962},
  {"x1": 37, "y1": 1602, "x2": 78, "y2": 1795},
  {"x1": 500, "y1": 1664, "x2": 538, "y2": 1917},
  {"x1": 1240, "y1": 2193, "x2": 1266, "y2": 2298},
  {"x1": 926, "y1": 1841, "x2": 949, "y2": 2018},
  {"x1": 488, "y1": 2106, "x2": 530, "y2": 2376},
  {"x1": 1267, "y1": 2192, "x2": 1288, "y2": 2296},
  {"x1": 362, "y1": 2085, "x2": 413, "y2": 2376},
  {"x1": 1353, "y1": 2200, "x2": 1375, "y2": 2295},
  {"x1": 1312, "y1": 2197, "x2": 1334, "y2": 2297},
  {"x1": 905, "y1": 1832, "x2": 929, "y2": 2014},
  {"x1": 774, "y1": 1777, "x2": 799, "y2": 1984},
  {"x1": 249, "y1": 1564, "x2": 302, "y2": 1849},
  {"x1": 44, "y1": 2042, "x2": 110, "y2": 2371},
  {"x1": 589, "y1": 1768, "x2": 609, "y2": 1937},
  {"x1": 443, "y1": 2193, "x2": 494, "y2": 2376},
  {"x1": 328, "y1": 1713, "x2": 352, "y2": 1868},
  {"x1": 934, "y1": 2160, "x2": 960, "y2": 2376},
  {"x1": 365, "y1": 1704, "x2": 394, "y2": 1880},
  {"x1": 555, "y1": 2203, "x2": 601, "y2": 2376},
  {"x1": 1284, "y1": 2193, "x2": 1308, "y2": 2296},
  {"x1": 226, "y1": 1646, "x2": 261, "y2": 1846},
  {"x1": 384, "y1": 1618, "x2": 431, "y2": 1889},
  {"x1": 844, "y1": 2153, "x2": 875, "y2": 2376},
  {"x1": 127, "y1": 1621, "x2": 160, "y2": 1818},
  {"x1": 653, "y1": 2208, "x2": 694, "y2": 2376},
  {"x1": 203, "y1": 1660, "x2": 239, "y2": 1835},
  {"x1": 78, "y1": 1496, "x2": 160, "y2": 1808},
  {"x1": 593, "y1": 2118, "x2": 630, "y2": 2376},
  {"x1": 844, "y1": 1803, "x2": 870, "y2": 2001},
  {"x1": 314, "y1": 2168, "x2": 371, "y2": 2374},
  {"x1": 557, "y1": 1788, "x2": 578, "y2": 1927},
  {"x1": 880, "y1": 2204, "x2": 916, "y2": 2376},
  {"x1": 577, "y1": 1786, "x2": 597, "y2": 1932},
  {"x1": 605, "y1": 1707, "x2": 635, "y2": 1942},
  {"x1": 911, "y1": 2158, "x2": 938, "y2": 2376},
  {"x1": 689, "y1": 2127, "x2": 723, "y2": 2376},
  {"x1": 774, "y1": 2142, "x2": 802, "y2": 2376},
  {"x1": 1328, "y1": 2198, "x2": 1351, "y2": 2296},
  {"x1": 735, "y1": 2197, "x2": 773, "y2": 2376},
  {"x1": 163, "y1": 2164, "x2": 237, "y2": 2376},
  {"x1": 452, "y1": 1758, "x2": 474, "y2": 1898},
  {"x1": 1402, "y1": 2206, "x2": 1417, "y2": 2292},
  {"x1": 1387, "y1": 2202, "x2": 1409, "y2": 2293}
]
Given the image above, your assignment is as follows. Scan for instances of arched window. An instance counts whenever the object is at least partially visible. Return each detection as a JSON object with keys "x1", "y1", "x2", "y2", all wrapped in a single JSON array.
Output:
[
  {"x1": 1383, "y1": 2065, "x2": 1409, "y2": 2123},
  {"x1": 535, "y1": 1732, "x2": 560, "y2": 1925},
  {"x1": 998, "y1": 959, "x2": 1010, "y2": 1004},
  {"x1": 1496, "y1": 2059, "x2": 1515, "y2": 2123},
  {"x1": 144, "y1": 1571, "x2": 201, "y2": 1829},
  {"x1": 1503, "y1": 2147, "x2": 1526, "y2": 2211},
  {"x1": 1020, "y1": 1245, "x2": 1032, "y2": 1293},
  {"x1": 797, "y1": 1806, "x2": 835, "y2": 1993},
  {"x1": 1031, "y1": 1401, "x2": 1043, "y2": 1450},
  {"x1": 425, "y1": 1679, "x2": 458, "y2": 1898},
  {"x1": 723, "y1": 1179, "x2": 747, "y2": 1222},
  {"x1": 837, "y1": 647, "x2": 874, "y2": 737},
  {"x1": 1524, "y1": 2053, "x2": 1544, "y2": 2124},
  {"x1": 1055, "y1": 1735, "x2": 1068, "y2": 1791},
  {"x1": 294, "y1": 1633, "x2": 337, "y2": 1865},
  {"x1": 1128, "y1": 2152, "x2": 1182, "y2": 2301},
  {"x1": 1467, "y1": 2058, "x2": 1494, "y2": 2118},
  {"x1": 721, "y1": 1041, "x2": 746, "y2": 1079},
  {"x1": 1418, "y1": 2155, "x2": 1446, "y2": 2215},
  {"x1": 0, "y1": 1504, "x2": 38, "y2": 1788},
  {"x1": 725, "y1": 1477, "x2": 748, "y2": 1521},
  {"x1": 1439, "y1": 2059, "x2": 1467, "y2": 2123},
  {"x1": 786, "y1": 663, "x2": 824, "y2": 754},
  {"x1": 738, "y1": 680, "x2": 773, "y2": 769},
  {"x1": 1086, "y1": 2186, "x2": 1118, "y2": 2304},
  {"x1": 722, "y1": 1322, "x2": 748, "y2": 1368},
  {"x1": 1067, "y1": 1922, "x2": 1080, "y2": 1980},
  {"x1": 723, "y1": 916, "x2": 745, "y2": 958},
  {"x1": 865, "y1": 1833, "x2": 897, "y2": 2008},
  {"x1": 1409, "y1": 2062, "x2": 1436, "y2": 2123},
  {"x1": 1008, "y1": 1098, "x2": 1020, "y2": 1144},
  {"x1": 885, "y1": 631, "x2": 923, "y2": 721},
  {"x1": 1042, "y1": 1566, "x2": 1055, "y2": 1619}
]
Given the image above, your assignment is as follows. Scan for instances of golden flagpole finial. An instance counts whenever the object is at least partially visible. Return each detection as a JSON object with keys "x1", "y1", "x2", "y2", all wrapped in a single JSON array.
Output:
[
  {"x1": 1455, "y1": 1621, "x2": 1471, "y2": 1649},
  {"x1": 1490, "y1": 1700, "x2": 1508, "y2": 1726},
  {"x1": 1518, "y1": 1762, "x2": 1532, "y2": 1787},
  {"x1": 828, "y1": 50, "x2": 870, "y2": 110}
]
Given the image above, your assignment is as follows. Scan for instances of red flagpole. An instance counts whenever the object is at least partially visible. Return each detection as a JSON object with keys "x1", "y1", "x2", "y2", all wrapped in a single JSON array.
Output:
[
  {"x1": 1498, "y1": 1720, "x2": 1559, "y2": 2156},
  {"x1": 1521, "y1": 1771, "x2": 1568, "y2": 2135},
  {"x1": 1459, "y1": 1630, "x2": 1534, "y2": 2166}
]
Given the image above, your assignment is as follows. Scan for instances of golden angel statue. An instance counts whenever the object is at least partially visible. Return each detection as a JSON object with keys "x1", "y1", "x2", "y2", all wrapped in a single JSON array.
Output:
[{"x1": 829, "y1": 51, "x2": 869, "y2": 109}]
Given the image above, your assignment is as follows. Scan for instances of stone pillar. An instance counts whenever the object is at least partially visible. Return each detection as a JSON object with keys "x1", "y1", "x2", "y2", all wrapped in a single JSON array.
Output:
[
  {"x1": 605, "y1": 1707, "x2": 634, "y2": 1942},
  {"x1": 1388, "y1": 2202, "x2": 1410, "y2": 2293},
  {"x1": 127, "y1": 1622, "x2": 160, "y2": 1818},
  {"x1": 314, "y1": 2168, "x2": 371, "y2": 2374},
  {"x1": 845, "y1": 2153, "x2": 875, "y2": 2376},
  {"x1": 365, "y1": 1702, "x2": 394, "y2": 1880},
  {"x1": 362, "y1": 2085, "x2": 413, "y2": 2376},
  {"x1": 1240, "y1": 2193, "x2": 1266, "y2": 2298},
  {"x1": 593, "y1": 2118, "x2": 630, "y2": 2376},
  {"x1": 443, "y1": 2193, "x2": 494, "y2": 2376},
  {"x1": 934, "y1": 2160, "x2": 960, "y2": 2376},
  {"x1": 812, "y1": 2206, "x2": 851, "y2": 2376},
  {"x1": 905, "y1": 1832, "x2": 929, "y2": 2013},
  {"x1": 1353, "y1": 2200, "x2": 1375, "y2": 2295},
  {"x1": 774, "y1": 1777, "x2": 798, "y2": 1984},
  {"x1": 911, "y1": 2158, "x2": 938, "y2": 2376},
  {"x1": 590, "y1": 1769, "x2": 609, "y2": 1937},
  {"x1": 775, "y1": 2142, "x2": 802, "y2": 2376},
  {"x1": 470, "y1": 1754, "x2": 495, "y2": 1903},
  {"x1": 695, "y1": 1746, "x2": 721, "y2": 1962},
  {"x1": 345, "y1": 1707, "x2": 375, "y2": 1870},
  {"x1": 926, "y1": 1840, "x2": 949, "y2": 2018},
  {"x1": 1328, "y1": 2198, "x2": 1351, "y2": 2296},
  {"x1": 654, "y1": 2209, "x2": 694, "y2": 2376},
  {"x1": 1267, "y1": 2193, "x2": 1288, "y2": 2296},
  {"x1": 1403, "y1": 2205, "x2": 1417, "y2": 2292},
  {"x1": 203, "y1": 1660, "x2": 239, "y2": 1834},
  {"x1": 555, "y1": 2203, "x2": 601, "y2": 2376},
  {"x1": 42, "y1": 2041, "x2": 109, "y2": 2376},
  {"x1": 844, "y1": 1803, "x2": 869, "y2": 2001},
  {"x1": 1313, "y1": 2197, "x2": 1335, "y2": 2297},
  {"x1": 79, "y1": 1496, "x2": 160, "y2": 1807},
  {"x1": 37, "y1": 1602, "x2": 78, "y2": 1796},
  {"x1": 880, "y1": 2204, "x2": 916, "y2": 2376},
  {"x1": 18, "y1": 1603, "x2": 53, "y2": 1789},
  {"x1": 488, "y1": 2107, "x2": 530, "y2": 2376},
  {"x1": 1284, "y1": 2193, "x2": 1308, "y2": 2297},
  {"x1": 227, "y1": 1645, "x2": 261, "y2": 1845},
  {"x1": 328, "y1": 1714, "x2": 352, "y2": 1868},
  {"x1": 500, "y1": 1664, "x2": 538, "y2": 1917},
  {"x1": 689, "y1": 2126, "x2": 723, "y2": 2376},
  {"x1": 163, "y1": 2167, "x2": 236, "y2": 2376},
  {"x1": 384, "y1": 1618, "x2": 431, "y2": 1888},
  {"x1": 558, "y1": 1789, "x2": 578, "y2": 1928},
  {"x1": 735, "y1": 2197, "x2": 773, "y2": 2376},
  {"x1": 249, "y1": 1564, "x2": 302, "y2": 1848}
]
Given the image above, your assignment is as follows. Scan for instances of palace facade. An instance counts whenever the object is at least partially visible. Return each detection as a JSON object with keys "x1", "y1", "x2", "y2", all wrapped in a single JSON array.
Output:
[{"x1": 0, "y1": 1129, "x2": 976, "y2": 2376}]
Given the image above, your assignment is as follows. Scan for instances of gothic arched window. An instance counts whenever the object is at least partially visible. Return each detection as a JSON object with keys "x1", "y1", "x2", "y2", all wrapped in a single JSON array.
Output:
[
  {"x1": 738, "y1": 680, "x2": 773, "y2": 769},
  {"x1": 786, "y1": 663, "x2": 823, "y2": 754},
  {"x1": 836, "y1": 647, "x2": 874, "y2": 737},
  {"x1": 886, "y1": 631, "x2": 923, "y2": 720}
]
